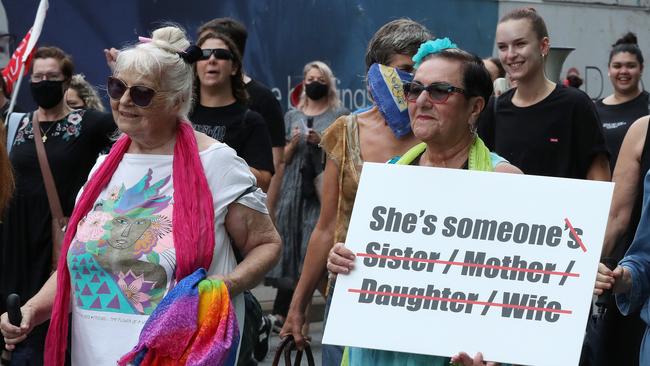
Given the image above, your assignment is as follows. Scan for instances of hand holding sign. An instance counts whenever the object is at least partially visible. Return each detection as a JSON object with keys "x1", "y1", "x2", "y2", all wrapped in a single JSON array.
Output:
[
  {"x1": 451, "y1": 351, "x2": 499, "y2": 366},
  {"x1": 594, "y1": 263, "x2": 630, "y2": 296},
  {"x1": 323, "y1": 163, "x2": 613, "y2": 366},
  {"x1": 327, "y1": 242, "x2": 355, "y2": 277}
]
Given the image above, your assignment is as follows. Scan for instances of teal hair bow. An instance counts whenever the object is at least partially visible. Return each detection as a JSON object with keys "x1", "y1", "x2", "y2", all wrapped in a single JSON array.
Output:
[{"x1": 412, "y1": 37, "x2": 458, "y2": 69}]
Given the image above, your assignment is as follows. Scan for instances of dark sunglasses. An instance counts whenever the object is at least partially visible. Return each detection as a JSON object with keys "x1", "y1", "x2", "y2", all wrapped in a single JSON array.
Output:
[
  {"x1": 403, "y1": 81, "x2": 465, "y2": 104},
  {"x1": 107, "y1": 76, "x2": 157, "y2": 108},
  {"x1": 199, "y1": 48, "x2": 234, "y2": 61}
]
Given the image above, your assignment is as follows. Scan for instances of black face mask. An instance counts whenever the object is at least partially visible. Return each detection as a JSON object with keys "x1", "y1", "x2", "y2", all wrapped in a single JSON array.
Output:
[
  {"x1": 305, "y1": 81, "x2": 328, "y2": 100},
  {"x1": 30, "y1": 80, "x2": 65, "y2": 109}
]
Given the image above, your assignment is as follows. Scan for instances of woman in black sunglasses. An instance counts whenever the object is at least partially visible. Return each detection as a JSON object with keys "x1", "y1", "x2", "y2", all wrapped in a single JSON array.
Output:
[
  {"x1": 326, "y1": 41, "x2": 522, "y2": 366},
  {"x1": 189, "y1": 32, "x2": 274, "y2": 192},
  {"x1": 0, "y1": 26, "x2": 280, "y2": 366},
  {"x1": 0, "y1": 46, "x2": 115, "y2": 363}
]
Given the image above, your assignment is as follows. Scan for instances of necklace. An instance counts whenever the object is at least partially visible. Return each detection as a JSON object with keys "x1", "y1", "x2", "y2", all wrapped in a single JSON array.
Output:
[{"x1": 39, "y1": 122, "x2": 58, "y2": 143}]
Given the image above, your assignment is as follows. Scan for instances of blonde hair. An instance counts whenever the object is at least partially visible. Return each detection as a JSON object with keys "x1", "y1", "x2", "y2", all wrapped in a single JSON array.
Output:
[
  {"x1": 298, "y1": 60, "x2": 341, "y2": 110},
  {"x1": 69, "y1": 74, "x2": 105, "y2": 111},
  {"x1": 113, "y1": 25, "x2": 194, "y2": 118}
]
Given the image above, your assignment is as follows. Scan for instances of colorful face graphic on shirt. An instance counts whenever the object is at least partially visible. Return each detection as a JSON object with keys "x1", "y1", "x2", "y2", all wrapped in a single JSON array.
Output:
[
  {"x1": 68, "y1": 169, "x2": 176, "y2": 315},
  {"x1": 107, "y1": 216, "x2": 152, "y2": 250}
]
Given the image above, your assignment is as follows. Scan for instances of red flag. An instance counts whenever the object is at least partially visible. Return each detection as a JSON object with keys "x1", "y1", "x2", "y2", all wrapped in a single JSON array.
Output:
[{"x1": 2, "y1": 29, "x2": 35, "y2": 95}]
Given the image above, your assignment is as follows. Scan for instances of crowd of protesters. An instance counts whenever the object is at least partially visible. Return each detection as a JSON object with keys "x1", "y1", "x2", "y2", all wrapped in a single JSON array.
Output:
[{"x1": 0, "y1": 6, "x2": 647, "y2": 366}]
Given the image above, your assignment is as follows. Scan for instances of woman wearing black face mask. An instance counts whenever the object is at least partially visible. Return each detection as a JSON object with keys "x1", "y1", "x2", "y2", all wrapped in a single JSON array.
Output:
[
  {"x1": 266, "y1": 61, "x2": 348, "y2": 324},
  {"x1": 0, "y1": 46, "x2": 114, "y2": 363}
]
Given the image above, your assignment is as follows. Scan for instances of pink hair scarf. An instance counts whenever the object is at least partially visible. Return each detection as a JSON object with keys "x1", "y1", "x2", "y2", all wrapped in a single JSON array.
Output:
[{"x1": 45, "y1": 121, "x2": 217, "y2": 366}]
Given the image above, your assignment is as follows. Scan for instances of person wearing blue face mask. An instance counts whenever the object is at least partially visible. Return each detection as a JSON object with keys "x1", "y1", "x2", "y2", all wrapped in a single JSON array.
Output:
[{"x1": 279, "y1": 19, "x2": 432, "y2": 366}]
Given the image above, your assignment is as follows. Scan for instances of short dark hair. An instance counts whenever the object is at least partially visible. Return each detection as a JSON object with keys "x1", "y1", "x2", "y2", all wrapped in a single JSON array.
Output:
[
  {"x1": 198, "y1": 18, "x2": 248, "y2": 56},
  {"x1": 487, "y1": 57, "x2": 506, "y2": 78},
  {"x1": 33, "y1": 46, "x2": 74, "y2": 82},
  {"x1": 609, "y1": 32, "x2": 644, "y2": 68},
  {"x1": 365, "y1": 18, "x2": 433, "y2": 71},
  {"x1": 499, "y1": 7, "x2": 548, "y2": 40},
  {"x1": 420, "y1": 49, "x2": 493, "y2": 112},
  {"x1": 196, "y1": 32, "x2": 248, "y2": 105}
]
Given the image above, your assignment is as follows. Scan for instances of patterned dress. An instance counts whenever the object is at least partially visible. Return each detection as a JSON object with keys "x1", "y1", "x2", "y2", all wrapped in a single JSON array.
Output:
[
  {"x1": 267, "y1": 106, "x2": 349, "y2": 288},
  {"x1": 0, "y1": 109, "x2": 115, "y2": 359}
]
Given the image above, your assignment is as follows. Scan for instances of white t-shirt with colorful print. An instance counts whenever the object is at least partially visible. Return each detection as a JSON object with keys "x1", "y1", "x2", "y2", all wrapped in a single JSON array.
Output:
[{"x1": 68, "y1": 142, "x2": 267, "y2": 365}]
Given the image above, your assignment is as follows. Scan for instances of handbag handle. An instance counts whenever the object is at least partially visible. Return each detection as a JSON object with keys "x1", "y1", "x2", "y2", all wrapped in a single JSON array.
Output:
[
  {"x1": 271, "y1": 336, "x2": 315, "y2": 366},
  {"x1": 31, "y1": 112, "x2": 65, "y2": 221}
]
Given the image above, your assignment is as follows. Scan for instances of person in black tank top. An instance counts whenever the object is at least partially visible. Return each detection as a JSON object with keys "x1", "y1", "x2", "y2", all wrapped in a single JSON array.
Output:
[
  {"x1": 595, "y1": 32, "x2": 649, "y2": 173},
  {"x1": 583, "y1": 32, "x2": 648, "y2": 366}
]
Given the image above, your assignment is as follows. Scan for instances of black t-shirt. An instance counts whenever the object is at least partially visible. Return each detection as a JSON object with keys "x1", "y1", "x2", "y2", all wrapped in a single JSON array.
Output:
[
  {"x1": 478, "y1": 84, "x2": 609, "y2": 179},
  {"x1": 596, "y1": 91, "x2": 650, "y2": 171},
  {"x1": 190, "y1": 102, "x2": 274, "y2": 173},
  {"x1": 246, "y1": 79, "x2": 286, "y2": 147}
]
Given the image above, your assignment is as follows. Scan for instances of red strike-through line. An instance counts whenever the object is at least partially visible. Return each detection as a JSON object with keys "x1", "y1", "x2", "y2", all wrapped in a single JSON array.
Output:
[
  {"x1": 349, "y1": 288, "x2": 572, "y2": 315},
  {"x1": 356, "y1": 253, "x2": 580, "y2": 278},
  {"x1": 565, "y1": 218, "x2": 587, "y2": 253}
]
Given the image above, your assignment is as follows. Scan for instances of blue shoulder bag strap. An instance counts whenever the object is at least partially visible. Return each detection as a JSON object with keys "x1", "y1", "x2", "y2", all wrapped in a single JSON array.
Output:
[{"x1": 5, "y1": 112, "x2": 25, "y2": 155}]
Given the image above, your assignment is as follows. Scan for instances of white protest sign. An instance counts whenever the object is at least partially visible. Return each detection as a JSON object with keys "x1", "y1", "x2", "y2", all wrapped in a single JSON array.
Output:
[{"x1": 322, "y1": 163, "x2": 613, "y2": 366}]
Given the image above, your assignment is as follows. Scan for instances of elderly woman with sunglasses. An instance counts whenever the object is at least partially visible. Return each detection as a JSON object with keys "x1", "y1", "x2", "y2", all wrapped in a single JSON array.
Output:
[
  {"x1": 325, "y1": 40, "x2": 521, "y2": 366},
  {"x1": 0, "y1": 26, "x2": 281, "y2": 366},
  {"x1": 0, "y1": 46, "x2": 115, "y2": 363}
]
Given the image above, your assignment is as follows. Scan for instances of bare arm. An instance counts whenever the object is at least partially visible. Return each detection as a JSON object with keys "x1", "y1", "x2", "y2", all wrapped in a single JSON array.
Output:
[
  {"x1": 601, "y1": 117, "x2": 648, "y2": 257},
  {"x1": 249, "y1": 167, "x2": 272, "y2": 193},
  {"x1": 280, "y1": 158, "x2": 339, "y2": 347},
  {"x1": 266, "y1": 146, "x2": 285, "y2": 219},
  {"x1": 219, "y1": 203, "x2": 281, "y2": 295},
  {"x1": 586, "y1": 153, "x2": 612, "y2": 181}
]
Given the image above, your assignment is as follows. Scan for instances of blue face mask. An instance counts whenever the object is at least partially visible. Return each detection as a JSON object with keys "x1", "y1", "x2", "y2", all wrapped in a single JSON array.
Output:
[{"x1": 367, "y1": 63, "x2": 414, "y2": 137}]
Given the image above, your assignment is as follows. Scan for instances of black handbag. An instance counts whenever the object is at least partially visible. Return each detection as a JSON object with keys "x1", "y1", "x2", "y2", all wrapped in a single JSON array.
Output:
[{"x1": 271, "y1": 336, "x2": 315, "y2": 366}]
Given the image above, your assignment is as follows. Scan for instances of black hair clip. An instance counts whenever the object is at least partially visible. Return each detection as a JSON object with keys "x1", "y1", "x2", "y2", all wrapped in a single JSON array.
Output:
[{"x1": 179, "y1": 45, "x2": 202, "y2": 64}]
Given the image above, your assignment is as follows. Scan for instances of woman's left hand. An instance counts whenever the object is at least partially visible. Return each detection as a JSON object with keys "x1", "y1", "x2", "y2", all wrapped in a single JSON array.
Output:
[
  {"x1": 451, "y1": 352, "x2": 500, "y2": 366},
  {"x1": 208, "y1": 274, "x2": 234, "y2": 293},
  {"x1": 326, "y1": 242, "x2": 355, "y2": 279},
  {"x1": 306, "y1": 129, "x2": 321, "y2": 145}
]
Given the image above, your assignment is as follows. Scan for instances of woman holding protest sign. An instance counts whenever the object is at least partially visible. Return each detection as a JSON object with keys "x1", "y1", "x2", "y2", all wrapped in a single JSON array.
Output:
[
  {"x1": 326, "y1": 39, "x2": 521, "y2": 366},
  {"x1": 280, "y1": 19, "x2": 431, "y2": 366}
]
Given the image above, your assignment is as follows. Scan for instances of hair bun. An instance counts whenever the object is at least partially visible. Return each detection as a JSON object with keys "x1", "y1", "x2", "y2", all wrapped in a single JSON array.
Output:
[
  {"x1": 613, "y1": 32, "x2": 638, "y2": 47},
  {"x1": 151, "y1": 26, "x2": 191, "y2": 53}
]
